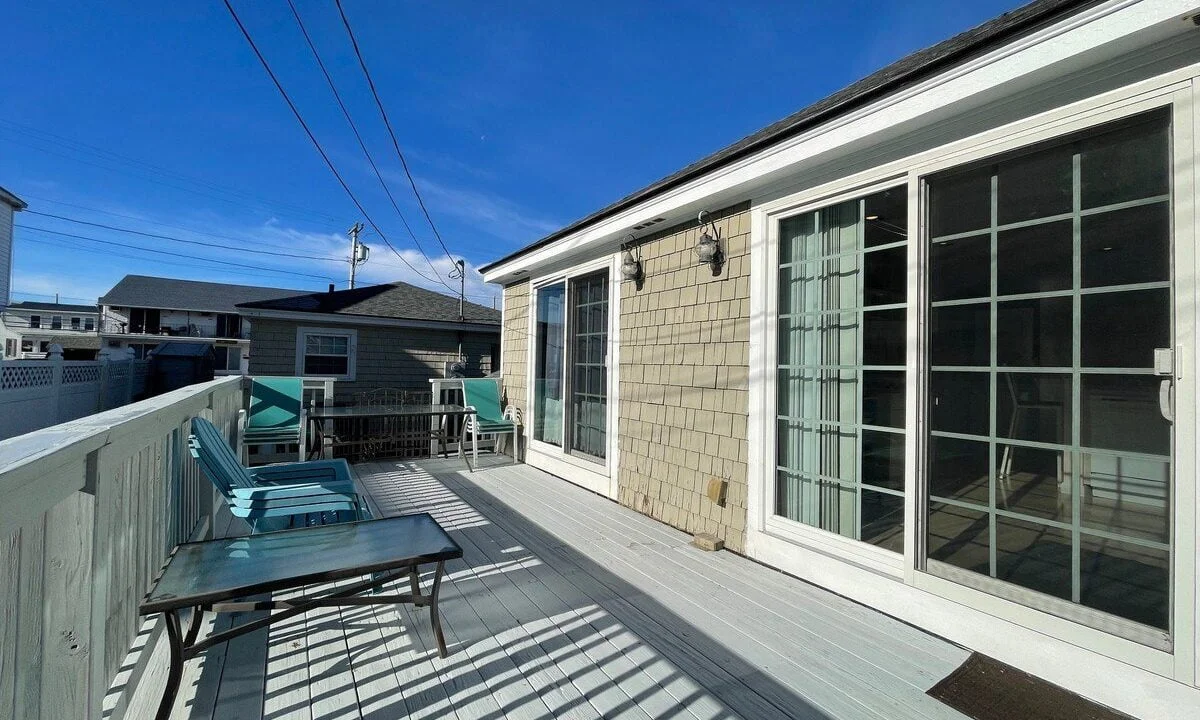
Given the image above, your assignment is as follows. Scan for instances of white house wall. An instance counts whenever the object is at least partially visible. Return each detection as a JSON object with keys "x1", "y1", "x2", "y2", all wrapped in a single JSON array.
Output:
[{"x1": 0, "y1": 203, "x2": 12, "y2": 309}]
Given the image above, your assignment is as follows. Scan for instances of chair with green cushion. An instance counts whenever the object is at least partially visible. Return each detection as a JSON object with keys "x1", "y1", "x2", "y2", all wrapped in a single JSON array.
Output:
[
  {"x1": 189, "y1": 417, "x2": 367, "y2": 533},
  {"x1": 241, "y1": 377, "x2": 307, "y2": 463},
  {"x1": 461, "y1": 378, "x2": 521, "y2": 471}
]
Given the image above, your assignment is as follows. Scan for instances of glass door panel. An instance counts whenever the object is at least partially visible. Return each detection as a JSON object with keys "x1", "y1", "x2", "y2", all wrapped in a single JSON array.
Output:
[
  {"x1": 775, "y1": 186, "x2": 908, "y2": 550},
  {"x1": 924, "y1": 109, "x2": 1173, "y2": 635},
  {"x1": 533, "y1": 283, "x2": 565, "y2": 446},
  {"x1": 569, "y1": 272, "x2": 609, "y2": 459}
]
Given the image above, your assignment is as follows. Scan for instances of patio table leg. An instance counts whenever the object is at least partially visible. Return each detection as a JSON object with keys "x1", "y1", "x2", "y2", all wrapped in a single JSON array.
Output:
[
  {"x1": 430, "y1": 560, "x2": 448, "y2": 657},
  {"x1": 155, "y1": 609, "x2": 184, "y2": 720}
]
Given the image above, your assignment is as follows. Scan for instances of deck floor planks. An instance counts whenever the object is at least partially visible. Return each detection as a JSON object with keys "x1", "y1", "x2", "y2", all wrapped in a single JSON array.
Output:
[
  {"x1": 466, "y1": 462, "x2": 966, "y2": 719},
  {"x1": 133, "y1": 454, "x2": 975, "y2": 720}
]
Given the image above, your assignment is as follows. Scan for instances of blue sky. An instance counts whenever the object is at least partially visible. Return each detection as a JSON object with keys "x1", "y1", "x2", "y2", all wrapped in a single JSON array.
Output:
[{"x1": 0, "y1": 0, "x2": 1023, "y2": 307}]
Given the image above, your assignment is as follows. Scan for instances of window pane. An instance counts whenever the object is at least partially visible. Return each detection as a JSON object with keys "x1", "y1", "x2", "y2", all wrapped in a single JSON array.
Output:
[
  {"x1": 997, "y1": 146, "x2": 1072, "y2": 224},
  {"x1": 861, "y1": 429, "x2": 904, "y2": 491},
  {"x1": 996, "y1": 444, "x2": 1070, "y2": 523},
  {"x1": 1080, "y1": 535, "x2": 1169, "y2": 630},
  {"x1": 997, "y1": 297, "x2": 1072, "y2": 367},
  {"x1": 570, "y1": 273, "x2": 608, "y2": 459},
  {"x1": 1080, "y1": 289, "x2": 1169, "y2": 368},
  {"x1": 863, "y1": 246, "x2": 906, "y2": 305},
  {"x1": 996, "y1": 373, "x2": 1071, "y2": 444},
  {"x1": 1080, "y1": 114, "x2": 1170, "y2": 210},
  {"x1": 862, "y1": 309, "x2": 905, "y2": 366},
  {"x1": 862, "y1": 371, "x2": 904, "y2": 428},
  {"x1": 928, "y1": 502, "x2": 990, "y2": 573},
  {"x1": 930, "y1": 236, "x2": 990, "y2": 301},
  {"x1": 1081, "y1": 203, "x2": 1170, "y2": 288},
  {"x1": 931, "y1": 372, "x2": 989, "y2": 436},
  {"x1": 304, "y1": 356, "x2": 348, "y2": 375},
  {"x1": 929, "y1": 437, "x2": 989, "y2": 505},
  {"x1": 861, "y1": 490, "x2": 904, "y2": 553},
  {"x1": 1082, "y1": 453, "x2": 1169, "y2": 544},
  {"x1": 929, "y1": 166, "x2": 991, "y2": 237},
  {"x1": 1080, "y1": 375, "x2": 1169, "y2": 456},
  {"x1": 779, "y1": 213, "x2": 817, "y2": 264},
  {"x1": 995, "y1": 516, "x2": 1072, "y2": 601},
  {"x1": 997, "y1": 220, "x2": 1072, "y2": 295},
  {"x1": 931, "y1": 303, "x2": 989, "y2": 367},
  {"x1": 863, "y1": 187, "x2": 907, "y2": 248},
  {"x1": 533, "y1": 284, "x2": 566, "y2": 446}
]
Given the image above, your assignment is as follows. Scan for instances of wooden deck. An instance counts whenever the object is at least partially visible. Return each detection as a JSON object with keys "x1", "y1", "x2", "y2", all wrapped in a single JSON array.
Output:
[{"x1": 119, "y1": 454, "x2": 972, "y2": 720}]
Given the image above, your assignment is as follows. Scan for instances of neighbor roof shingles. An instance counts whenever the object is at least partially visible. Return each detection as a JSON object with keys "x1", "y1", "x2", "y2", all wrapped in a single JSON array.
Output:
[
  {"x1": 237, "y1": 282, "x2": 501, "y2": 325},
  {"x1": 99, "y1": 275, "x2": 306, "y2": 314}
]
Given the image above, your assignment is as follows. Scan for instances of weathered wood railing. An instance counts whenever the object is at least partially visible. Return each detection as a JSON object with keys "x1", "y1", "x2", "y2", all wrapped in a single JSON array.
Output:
[{"x1": 0, "y1": 376, "x2": 243, "y2": 720}]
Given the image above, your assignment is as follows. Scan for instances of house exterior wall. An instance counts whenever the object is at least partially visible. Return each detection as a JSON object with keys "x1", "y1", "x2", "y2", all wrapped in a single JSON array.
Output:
[
  {"x1": 616, "y1": 204, "x2": 751, "y2": 551},
  {"x1": 0, "y1": 203, "x2": 12, "y2": 310},
  {"x1": 100, "y1": 306, "x2": 250, "y2": 339},
  {"x1": 500, "y1": 281, "x2": 530, "y2": 422},
  {"x1": 248, "y1": 317, "x2": 500, "y2": 402}
]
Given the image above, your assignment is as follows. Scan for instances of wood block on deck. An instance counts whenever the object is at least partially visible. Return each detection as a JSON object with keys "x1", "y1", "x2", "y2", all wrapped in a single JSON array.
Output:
[{"x1": 691, "y1": 533, "x2": 724, "y2": 552}]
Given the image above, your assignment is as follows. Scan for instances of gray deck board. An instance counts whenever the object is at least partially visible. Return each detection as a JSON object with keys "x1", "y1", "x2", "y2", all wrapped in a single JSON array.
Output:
[{"x1": 123, "y1": 454, "x2": 970, "y2": 720}]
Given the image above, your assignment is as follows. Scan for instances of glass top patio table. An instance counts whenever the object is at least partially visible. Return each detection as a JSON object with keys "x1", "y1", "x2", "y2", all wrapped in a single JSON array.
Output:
[
  {"x1": 308, "y1": 404, "x2": 475, "y2": 420},
  {"x1": 140, "y1": 513, "x2": 462, "y2": 614}
]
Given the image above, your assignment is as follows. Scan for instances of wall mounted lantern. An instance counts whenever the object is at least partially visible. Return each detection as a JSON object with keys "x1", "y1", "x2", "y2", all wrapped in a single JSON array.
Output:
[
  {"x1": 620, "y1": 234, "x2": 642, "y2": 282},
  {"x1": 695, "y1": 210, "x2": 723, "y2": 271}
]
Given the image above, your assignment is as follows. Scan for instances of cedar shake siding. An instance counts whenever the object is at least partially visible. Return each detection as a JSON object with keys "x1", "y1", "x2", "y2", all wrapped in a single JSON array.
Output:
[
  {"x1": 500, "y1": 281, "x2": 531, "y2": 431},
  {"x1": 617, "y1": 204, "x2": 751, "y2": 551},
  {"x1": 248, "y1": 317, "x2": 499, "y2": 402}
]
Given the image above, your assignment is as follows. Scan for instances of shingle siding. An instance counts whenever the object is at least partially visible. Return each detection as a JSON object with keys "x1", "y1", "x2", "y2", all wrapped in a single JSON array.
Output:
[
  {"x1": 248, "y1": 318, "x2": 500, "y2": 402},
  {"x1": 500, "y1": 281, "x2": 530, "y2": 424},
  {"x1": 616, "y1": 204, "x2": 751, "y2": 552}
]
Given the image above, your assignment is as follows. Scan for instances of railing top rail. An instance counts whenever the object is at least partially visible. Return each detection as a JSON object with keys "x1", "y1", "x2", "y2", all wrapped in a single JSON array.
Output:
[{"x1": 0, "y1": 376, "x2": 243, "y2": 510}]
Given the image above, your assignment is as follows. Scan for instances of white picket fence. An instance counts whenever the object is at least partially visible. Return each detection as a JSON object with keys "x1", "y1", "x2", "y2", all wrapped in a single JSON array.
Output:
[{"x1": 0, "y1": 352, "x2": 149, "y2": 441}]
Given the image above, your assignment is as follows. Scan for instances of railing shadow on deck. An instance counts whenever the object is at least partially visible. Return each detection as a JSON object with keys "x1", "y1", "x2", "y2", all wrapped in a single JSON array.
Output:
[{"x1": 236, "y1": 457, "x2": 828, "y2": 720}]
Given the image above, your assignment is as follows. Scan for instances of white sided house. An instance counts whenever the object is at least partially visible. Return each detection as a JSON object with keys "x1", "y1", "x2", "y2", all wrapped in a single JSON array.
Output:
[
  {"x1": 483, "y1": 1, "x2": 1200, "y2": 716},
  {"x1": 0, "y1": 185, "x2": 27, "y2": 344},
  {"x1": 1, "y1": 301, "x2": 100, "y2": 360}
]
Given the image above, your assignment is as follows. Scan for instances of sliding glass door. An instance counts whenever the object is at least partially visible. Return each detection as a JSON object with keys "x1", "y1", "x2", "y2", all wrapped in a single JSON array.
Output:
[
  {"x1": 532, "y1": 270, "x2": 610, "y2": 461},
  {"x1": 775, "y1": 186, "x2": 908, "y2": 551},
  {"x1": 924, "y1": 109, "x2": 1174, "y2": 638}
]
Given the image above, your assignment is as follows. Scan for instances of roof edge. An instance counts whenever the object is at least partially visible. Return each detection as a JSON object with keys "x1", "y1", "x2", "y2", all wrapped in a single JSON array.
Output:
[{"x1": 478, "y1": 0, "x2": 1101, "y2": 274}]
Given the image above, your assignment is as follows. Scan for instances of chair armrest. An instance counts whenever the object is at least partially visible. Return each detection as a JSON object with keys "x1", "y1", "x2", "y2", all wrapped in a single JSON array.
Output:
[
  {"x1": 230, "y1": 483, "x2": 357, "y2": 502},
  {"x1": 503, "y1": 405, "x2": 523, "y2": 426},
  {"x1": 249, "y1": 460, "x2": 356, "y2": 491}
]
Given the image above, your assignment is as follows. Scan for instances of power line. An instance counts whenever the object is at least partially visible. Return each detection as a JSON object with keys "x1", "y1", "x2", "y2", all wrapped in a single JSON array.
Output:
[
  {"x1": 333, "y1": 0, "x2": 458, "y2": 269},
  {"x1": 0, "y1": 118, "x2": 342, "y2": 224},
  {"x1": 16, "y1": 225, "x2": 338, "y2": 282},
  {"x1": 19, "y1": 194, "x2": 333, "y2": 254},
  {"x1": 221, "y1": 0, "x2": 451, "y2": 294},
  {"x1": 24, "y1": 210, "x2": 347, "y2": 262},
  {"x1": 284, "y1": 0, "x2": 449, "y2": 290}
]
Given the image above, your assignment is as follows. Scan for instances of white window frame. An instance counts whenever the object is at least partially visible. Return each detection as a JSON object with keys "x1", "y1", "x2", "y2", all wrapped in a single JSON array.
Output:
[
  {"x1": 525, "y1": 255, "x2": 620, "y2": 497},
  {"x1": 295, "y1": 327, "x2": 357, "y2": 381},
  {"x1": 749, "y1": 70, "x2": 1197, "y2": 680}
]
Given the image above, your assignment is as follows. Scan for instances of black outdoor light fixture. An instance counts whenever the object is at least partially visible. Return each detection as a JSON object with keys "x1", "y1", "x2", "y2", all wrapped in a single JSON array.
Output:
[
  {"x1": 695, "y1": 210, "x2": 723, "y2": 270},
  {"x1": 620, "y1": 233, "x2": 642, "y2": 282}
]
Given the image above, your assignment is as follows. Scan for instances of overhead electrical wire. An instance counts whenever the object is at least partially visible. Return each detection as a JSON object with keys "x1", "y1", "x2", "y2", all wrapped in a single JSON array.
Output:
[
  {"x1": 284, "y1": 0, "x2": 451, "y2": 291},
  {"x1": 333, "y1": 0, "x2": 459, "y2": 272},
  {"x1": 24, "y1": 211, "x2": 346, "y2": 262},
  {"x1": 221, "y1": 0, "x2": 454, "y2": 293},
  {"x1": 17, "y1": 225, "x2": 338, "y2": 282}
]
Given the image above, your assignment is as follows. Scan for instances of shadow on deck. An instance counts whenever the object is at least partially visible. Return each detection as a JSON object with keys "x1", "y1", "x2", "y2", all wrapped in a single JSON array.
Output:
[{"x1": 115, "y1": 453, "x2": 969, "y2": 720}]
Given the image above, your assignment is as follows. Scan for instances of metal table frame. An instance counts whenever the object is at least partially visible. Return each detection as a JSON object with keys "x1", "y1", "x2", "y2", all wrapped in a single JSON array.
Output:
[
  {"x1": 140, "y1": 516, "x2": 462, "y2": 720},
  {"x1": 307, "y1": 404, "x2": 477, "y2": 466}
]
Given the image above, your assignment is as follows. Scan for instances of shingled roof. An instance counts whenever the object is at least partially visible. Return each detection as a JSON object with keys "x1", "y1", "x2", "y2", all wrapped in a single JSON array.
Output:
[
  {"x1": 479, "y1": 0, "x2": 1100, "y2": 272},
  {"x1": 99, "y1": 275, "x2": 305, "y2": 314},
  {"x1": 237, "y1": 281, "x2": 500, "y2": 326},
  {"x1": 6, "y1": 301, "x2": 98, "y2": 314}
]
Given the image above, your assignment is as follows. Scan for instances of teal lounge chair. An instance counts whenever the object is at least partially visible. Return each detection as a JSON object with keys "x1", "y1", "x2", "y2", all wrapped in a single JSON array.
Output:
[
  {"x1": 241, "y1": 377, "x2": 307, "y2": 462},
  {"x1": 461, "y1": 379, "x2": 521, "y2": 471},
  {"x1": 189, "y1": 417, "x2": 367, "y2": 533}
]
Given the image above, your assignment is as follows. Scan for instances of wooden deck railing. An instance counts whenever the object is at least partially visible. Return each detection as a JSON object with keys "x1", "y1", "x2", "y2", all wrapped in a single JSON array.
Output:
[{"x1": 0, "y1": 376, "x2": 244, "y2": 720}]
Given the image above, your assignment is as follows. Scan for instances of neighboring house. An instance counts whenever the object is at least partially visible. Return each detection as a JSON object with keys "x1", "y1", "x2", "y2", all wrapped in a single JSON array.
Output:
[
  {"x1": 1, "y1": 301, "x2": 100, "y2": 360},
  {"x1": 0, "y1": 186, "x2": 24, "y2": 314},
  {"x1": 481, "y1": 1, "x2": 1200, "y2": 716},
  {"x1": 238, "y1": 281, "x2": 501, "y2": 401},
  {"x1": 98, "y1": 274, "x2": 303, "y2": 374}
]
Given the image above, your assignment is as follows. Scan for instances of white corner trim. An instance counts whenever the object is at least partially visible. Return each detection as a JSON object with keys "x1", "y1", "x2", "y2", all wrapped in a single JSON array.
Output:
[{"x1": 294, "y1": 326, "x2": 358, "y2": 382}]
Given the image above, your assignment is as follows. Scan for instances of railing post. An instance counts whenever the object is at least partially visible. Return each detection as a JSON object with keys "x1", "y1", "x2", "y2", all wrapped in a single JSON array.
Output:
[{"x1": 48, "y1": 344, "x2": 64, "y2": 425}]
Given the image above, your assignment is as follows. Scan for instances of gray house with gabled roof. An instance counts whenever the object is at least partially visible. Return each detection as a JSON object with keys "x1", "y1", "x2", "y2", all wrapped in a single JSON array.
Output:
[{"x1": 237, "y1": 281, "x2": 500, "y2": 400}]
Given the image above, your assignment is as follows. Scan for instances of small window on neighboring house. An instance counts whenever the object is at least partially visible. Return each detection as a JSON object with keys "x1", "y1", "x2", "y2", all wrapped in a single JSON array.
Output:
[
  {"x1": 212, "y1": 346, "x2": 242, "y2": 373},
  {"x1": 4, "y1": 339, "x2": 15, "y2": 357},
  {"x1": 296, "y1": 328, "x2": 356, "y2": 380},
  {"x1": 51, "y1": 316, "x2": 62, "y2": 330},
  {"x1": 71, "y1": 317, "x2": 81, "y2": 330},
  {"x1": 21, "y1": 340, "x2": 33, "y2": 352},
  {"x1": 29, "y1": 315, "x2": 40, "y2": 329},
  {"x1": 85, "y1": 318, "x2": 95, "y2": 331}
]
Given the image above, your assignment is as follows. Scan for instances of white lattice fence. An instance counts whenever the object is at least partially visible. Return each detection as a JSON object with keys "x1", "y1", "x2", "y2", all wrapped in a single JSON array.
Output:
[
  {"x1": 1, "y1": 364, "x2": 53, "y2": 390},
  {"x1": 63, "y1": 363, "x2": 101, "y2": 385}
]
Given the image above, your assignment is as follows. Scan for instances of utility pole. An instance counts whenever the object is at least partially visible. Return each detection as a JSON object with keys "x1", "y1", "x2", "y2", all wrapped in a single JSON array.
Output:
[
  {"x1": 454, "y1": 259, "x2": 465, "y2": 322},
  {"x1": 348, "y1": 222, "x2": 368, "y2": 288}
]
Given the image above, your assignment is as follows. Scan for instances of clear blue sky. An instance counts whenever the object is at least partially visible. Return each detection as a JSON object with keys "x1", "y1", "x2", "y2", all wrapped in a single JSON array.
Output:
[{"x1": 0, "y1": 0, "x2": 1024, "y2": 306}]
